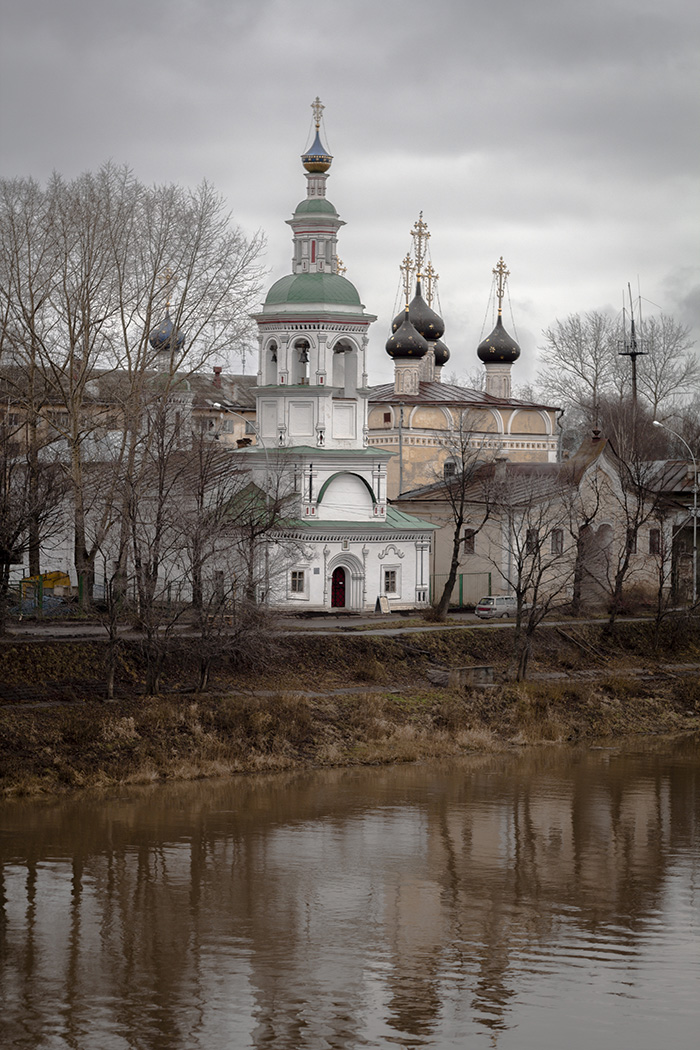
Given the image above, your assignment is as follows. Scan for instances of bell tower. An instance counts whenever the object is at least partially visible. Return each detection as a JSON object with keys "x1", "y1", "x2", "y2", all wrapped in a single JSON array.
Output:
[{"x1": 253, "y1": 99, "x2": 377, "y2": 450}]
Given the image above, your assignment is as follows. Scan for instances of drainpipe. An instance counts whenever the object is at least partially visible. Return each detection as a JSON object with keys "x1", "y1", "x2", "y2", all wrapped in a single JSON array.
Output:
[{"x1": 398, "y1": 404, "x2": 404, "y2": 495}]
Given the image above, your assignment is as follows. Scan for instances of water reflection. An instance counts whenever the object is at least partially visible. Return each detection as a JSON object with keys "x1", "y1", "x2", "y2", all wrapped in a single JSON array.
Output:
[{"x1": 1, "y1": 739, "x2": 699, "y2": 1049}]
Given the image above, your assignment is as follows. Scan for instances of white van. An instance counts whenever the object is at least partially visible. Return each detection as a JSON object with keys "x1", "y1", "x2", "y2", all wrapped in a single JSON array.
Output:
[{"x1": 475, "y1": 595, "x2": 518, "y2": 619}]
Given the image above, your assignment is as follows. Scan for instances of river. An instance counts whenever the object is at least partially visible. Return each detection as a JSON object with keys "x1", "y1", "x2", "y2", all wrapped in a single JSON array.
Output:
[{"x1": 1, "y1": 738, "x2": 698, "y2": 1049}]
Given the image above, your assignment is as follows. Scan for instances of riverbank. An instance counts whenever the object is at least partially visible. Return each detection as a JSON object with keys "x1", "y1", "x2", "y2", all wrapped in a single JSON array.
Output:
[{"x1": 1, "y1": 618, "x2": 699, "y2": 797}]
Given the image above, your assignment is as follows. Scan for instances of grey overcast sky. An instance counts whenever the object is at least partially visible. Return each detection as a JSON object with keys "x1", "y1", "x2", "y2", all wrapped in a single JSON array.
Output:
[{"x1": 1, "y1": 0, "x2": 699, "y2": 386}]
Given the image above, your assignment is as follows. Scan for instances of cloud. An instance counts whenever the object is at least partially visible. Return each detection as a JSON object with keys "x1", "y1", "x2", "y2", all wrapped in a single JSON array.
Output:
[{"x1": 1, "y1": 0, "x2": 698, "y2": 382}]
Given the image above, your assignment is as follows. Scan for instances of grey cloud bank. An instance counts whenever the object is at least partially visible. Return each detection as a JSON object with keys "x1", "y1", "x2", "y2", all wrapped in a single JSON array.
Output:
[{"x1": 1, "y1": 0, "x2": 698, "y2": 385}]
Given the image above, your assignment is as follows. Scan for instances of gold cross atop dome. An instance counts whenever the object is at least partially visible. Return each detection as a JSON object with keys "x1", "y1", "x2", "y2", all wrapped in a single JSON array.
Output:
[
  {"x1": 493, "y1": 256, "x2": 510, "y2": 316},
  {"x1": 311, "y1": 97, "x2": 325, "y2": 128},
  {"x1": 159, "y1": 266, "x2": 175, "y2": 310},
  {"x1": 410, "y1": 212, "x2": 430, "y2": 276},
  {"x1": 399, "y1": 253, "x2": 415, "y2": 303},
  {"x1": 424, "y1": 262, "x2": 439, "y2": 307}
]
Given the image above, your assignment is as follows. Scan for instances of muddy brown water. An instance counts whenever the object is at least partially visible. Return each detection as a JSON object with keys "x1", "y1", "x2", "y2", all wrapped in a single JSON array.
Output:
[{"x1": 1, "y1": 738, "x2": 699, "y2": 1049}]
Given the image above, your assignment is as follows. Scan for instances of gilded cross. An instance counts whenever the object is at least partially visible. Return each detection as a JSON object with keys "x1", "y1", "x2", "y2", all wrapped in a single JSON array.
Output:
[
  {"x1": 311, "y1": 97, "x2": 325, "y2": 128},
  {"x1": 493, "y1": 257, "x2": 510, "y2": 315},
  {"x1": 333, "y1": 255, "x2": 347, "y2": 275},
  {"x1": 410, "y1": 212, "x2": 430, "y2": 275},
  {"x1": 159, "y1": 266, "x2": 175, "y2": 310},
  {"x1": 424, "y1": 262, "x2": 439, "y2": 307},
  {"x1": 399, "y1": 253, "x2": 415, "y2": 303}
]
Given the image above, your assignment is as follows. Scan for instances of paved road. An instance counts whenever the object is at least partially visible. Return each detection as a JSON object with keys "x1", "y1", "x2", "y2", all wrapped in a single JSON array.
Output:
[{"x1": 1, "y1": 610, "x2": 646, "y2": 643}]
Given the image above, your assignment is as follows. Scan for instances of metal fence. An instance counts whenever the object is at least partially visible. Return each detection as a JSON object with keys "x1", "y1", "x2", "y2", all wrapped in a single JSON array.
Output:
[{"x1": 429, "y1": 572, "x2": 492, "y2": 609}]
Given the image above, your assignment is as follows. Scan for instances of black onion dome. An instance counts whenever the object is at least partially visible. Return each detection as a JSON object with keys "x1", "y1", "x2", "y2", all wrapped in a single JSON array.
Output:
[
  {"x1": 386, "y1": 307, "x2": 429, "y2": 359},
  {"x1": 434, "y1": 338, "x2": 450, "y2": 367},
  {"x1": 302, "y1": 128, "x2": 333, "y2": 173},
  {"x1": 477, "y1": 315, "x2": 520, "y2": 363},
  {"x1": 149, "y1": 311, "x2": 185, "y2": 353},
  {"x1": 407, "y1": 278, "x2": 445, "y2": 342},
  {"x1": 391, "y1": 308, "x2": 405, "y2": 334}
]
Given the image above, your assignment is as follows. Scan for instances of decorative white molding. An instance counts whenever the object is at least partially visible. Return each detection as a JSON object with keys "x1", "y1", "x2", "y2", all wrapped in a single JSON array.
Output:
[{"x1": 378, "y1": 543, "x2": 405, "y2": 560}]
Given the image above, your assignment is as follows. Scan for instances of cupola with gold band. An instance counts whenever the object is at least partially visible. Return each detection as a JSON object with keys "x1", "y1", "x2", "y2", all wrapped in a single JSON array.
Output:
[
  {"x1": 149, "y1": 269, "x2": 186, "y2": 370},
  {"x1": 149, "y1": 310, "x2": 185, "y2": 354},
  {"x1": 260, "y1": 98, "x2": 372, "y2": 316},
  {"x1": 301, "y1": 102, "x2": 333, "y2": 173}
]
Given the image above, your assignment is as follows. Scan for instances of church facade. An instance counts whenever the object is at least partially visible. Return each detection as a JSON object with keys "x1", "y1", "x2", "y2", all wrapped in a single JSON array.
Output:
[
  {"x1": 368, "y1": 256, "x2": 561, "y2": 498},
  {"x1": 243, "y1": 99, "x2": 436, "y2": 612}
]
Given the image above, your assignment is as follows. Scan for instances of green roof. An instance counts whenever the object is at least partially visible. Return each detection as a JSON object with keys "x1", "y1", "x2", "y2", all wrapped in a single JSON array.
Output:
[
  {"x1": 293, "y1": 198, "x2": 338, "y2": 217},
  {"x1": 281, "y1": 507, "x2": 437, "y2": 532},
  {"x1": 264, "y1": 272, "x2": 363, "y2": 308}
]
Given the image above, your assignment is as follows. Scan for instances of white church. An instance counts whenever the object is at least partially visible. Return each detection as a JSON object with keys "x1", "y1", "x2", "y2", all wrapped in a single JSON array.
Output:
[{"x1": 240, "y1": 99, "x2": 436, "y2": 611}]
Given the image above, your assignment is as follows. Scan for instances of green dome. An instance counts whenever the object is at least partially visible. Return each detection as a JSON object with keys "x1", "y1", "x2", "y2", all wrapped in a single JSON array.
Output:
[
  {"x1": 264, "y1": 272, "x2": 362, "y2": 308},
  {"x1": 293, "y1": 198, "x2": 338, "y2": 217}
]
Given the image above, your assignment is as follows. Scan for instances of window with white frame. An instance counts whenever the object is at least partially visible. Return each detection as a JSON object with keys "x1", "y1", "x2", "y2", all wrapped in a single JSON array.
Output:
[
  {"x1": 383, "y1": 567, "x2": 399, "y2": 595},
  {"x1": 290, "y1": 570, "x2": 305, "y2": 594},
  {"x1": 463, "y1": 528, "x2": 476, "y2": 554},
  {"x1": 649, "y1": 528, "x2": 661, "y2": 555},
  {"x1": 550, "y1": 528, "x2": 564, "y2": 555}
]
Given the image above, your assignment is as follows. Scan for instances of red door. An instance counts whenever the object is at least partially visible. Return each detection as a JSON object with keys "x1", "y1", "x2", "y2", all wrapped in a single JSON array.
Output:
[{"x1": 331, "y1": 567, "x2": 346, "y2": 608}]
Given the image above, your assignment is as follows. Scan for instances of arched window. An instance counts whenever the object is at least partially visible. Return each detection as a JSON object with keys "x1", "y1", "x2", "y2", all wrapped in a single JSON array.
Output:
[
  {"x1": 265, "y1": 340, "x2": 278, "y2": 384},
  {"x1": 293, "y1": 339, "x2": 311, "y2": 384}
]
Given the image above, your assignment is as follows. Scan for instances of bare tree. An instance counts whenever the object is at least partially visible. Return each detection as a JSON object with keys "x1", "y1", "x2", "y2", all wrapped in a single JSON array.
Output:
[
  {"x1": 430, "y1": 415, "x2": 491, "y2": 621},
  {"x1": 0, "y1": 177, "x2": 62, "y2": 575},
  {"x1": 646, "y1": 510, "x2": 676, "y2": 649},
  {"x1": 636, "y1": 315, "x2": 698, "y2": 417},
  {"x1": 487, "y1": 465, "x2": 573, "y2": 679},
  {"x1": 172, "y1": 437, "x2": 289, "y2": 691},
  {"x1": 561, "y1": 467, "x2": 603, "y2": 617},
  {"x1": 0, "y1": 412, "x2": 66, "y2": 633},
  {"x1": 537, "y1": 311, "x2": 623, "y2": 419},
  {"x1": 443, "y1": 368, "x2": 486, "y2": 391},
  {"x1": 537, "y1": 310, "x2": 697, "y2": 449},
  {"x1": 601, "y1": 441, "x2": 667, "y2": 635},
  {"x1": 0, "y1": 166, "x2": 265, "y2": 604}
]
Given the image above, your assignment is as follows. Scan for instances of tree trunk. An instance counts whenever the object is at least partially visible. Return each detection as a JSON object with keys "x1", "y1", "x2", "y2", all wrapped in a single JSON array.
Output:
[
  {"x1": 515, "y1": 635, "x2": 532, "y2": 681},
  {"x1": 435, "y1": 517, "x2": 464, "y2": 621},
  {"x1": 26, "y1": 389, "x2": 41, "y2": 577},
  {"x1": 571, "y1": 533, "x2": 586, "y2": 616},
  {"x1": 603, "y1": 559, "x2": 629, "y2": 637},
  {"x1": 196, "y1": 658, "x2": 211, "y2": 693},
  {"x1": 0, "y1": 562, "x2": 10, "y2": 636}
]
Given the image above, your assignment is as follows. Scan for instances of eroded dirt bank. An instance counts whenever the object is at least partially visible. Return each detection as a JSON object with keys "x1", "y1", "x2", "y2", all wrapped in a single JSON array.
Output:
[{"x1": 1, "y1": 619, "x2": 698, "y2": 797}]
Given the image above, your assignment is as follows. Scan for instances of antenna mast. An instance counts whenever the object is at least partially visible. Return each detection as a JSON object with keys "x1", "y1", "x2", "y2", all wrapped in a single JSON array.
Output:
[{"x1": 618, "y1": 282, "x2": 646, "y2": 405}]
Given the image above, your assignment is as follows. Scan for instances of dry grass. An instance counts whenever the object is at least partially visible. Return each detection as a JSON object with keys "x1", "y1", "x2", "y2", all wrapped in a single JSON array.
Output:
[{"x1": 1, "y1": 617, "x2": 699, "y2": 797}]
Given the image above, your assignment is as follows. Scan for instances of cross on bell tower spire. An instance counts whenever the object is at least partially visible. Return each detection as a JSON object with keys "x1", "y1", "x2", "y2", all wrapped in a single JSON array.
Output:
[
  {"x1": 411, "y1": 212, "x2": 430, "y2": 276},
  {"x1": 311, "y1": 96, "x2": 325, "y2": 128},
  {"x1": 493, "y1": 256, "x2": 510, "y2": 317},
  {"x1": 399, "y1": 253, "x2": 415, "y2": 304},
  {"x1": 424, "y1": 262, "x2": 439, "y2": 308}
]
